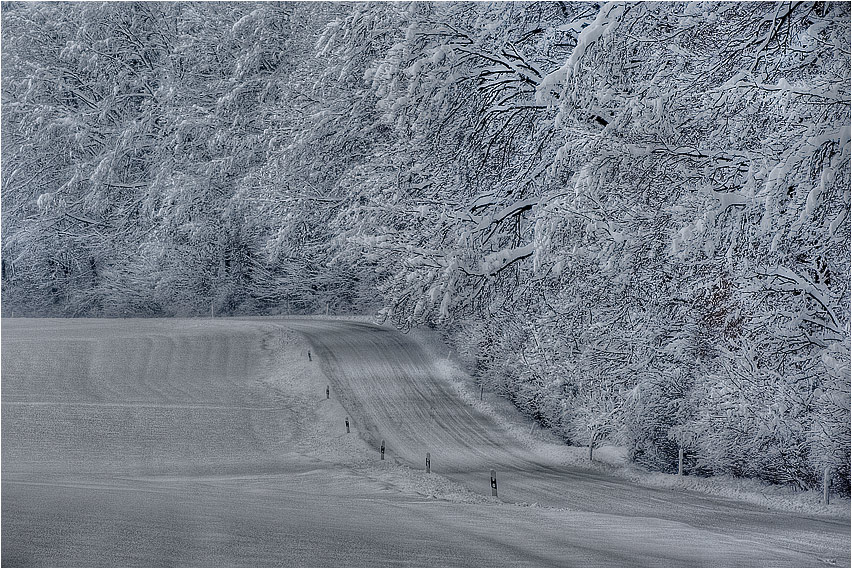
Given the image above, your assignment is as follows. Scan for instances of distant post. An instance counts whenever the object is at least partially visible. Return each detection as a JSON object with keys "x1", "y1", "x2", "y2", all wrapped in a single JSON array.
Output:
[
  {"x1": 326, "y1": 385, "x2": 330, "y2": 399},
  {"x1": 824, "y1": 467, "x2": 831, "y2": 505},
  {"x1": 345, "y1": 417, "x2": 350, "y2": 433},
  {"x1": 426, "y1": 452, "x2": 431, "y2": 474},
  {"x1": 381, "y1": 440, "x2": 385, "y2": 460},
  {"x1": 678, "y1": 447, "x2": 684, "y2": 476},
  {"x1": 480, "y1": 385, "x2": 483, "y2": 401}
]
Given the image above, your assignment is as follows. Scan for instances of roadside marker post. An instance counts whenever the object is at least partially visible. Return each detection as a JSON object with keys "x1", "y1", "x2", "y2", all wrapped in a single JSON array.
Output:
[
  {"x1": 345, "y1": 417, "x2": 350, "y2": 433},
  {"x1": 426, "y1": 452, "x2": 431, "y2": 473},
  {"x1": 381, "y1": 440, "x2": 385, "y2": 460},
  {"x1": 490, "y1": 469, "x2": 497, "y2": 497},
  {"x1": 824, "y1": 467, "x2": 831, "y2": 505},
  {"x1": 678, "y1": 447, "x2": 684, "y2": 476},
  {"x1": 326, "y1": 385, "x2": 330, "y2": 399}
]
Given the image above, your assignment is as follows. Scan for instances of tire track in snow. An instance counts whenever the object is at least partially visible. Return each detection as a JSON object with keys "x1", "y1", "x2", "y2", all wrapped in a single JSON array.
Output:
[
  {"x1": 286, "y1": 318, "x2": 849, "y2": 567},
  {"x1": 2, "y1": 317, "x2": 846, "y2": 567}
]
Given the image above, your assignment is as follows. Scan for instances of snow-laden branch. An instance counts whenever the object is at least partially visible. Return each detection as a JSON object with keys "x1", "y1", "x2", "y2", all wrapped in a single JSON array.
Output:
[
  {"x1": 762, "y1": 266, "x2": 842, "y2": 329},
  {"x1": 468, "y1": 243, "x2": 536, "y2": 278},
  {"x1": 470, "y1": 197, "x2": 539, "y2": 231}
]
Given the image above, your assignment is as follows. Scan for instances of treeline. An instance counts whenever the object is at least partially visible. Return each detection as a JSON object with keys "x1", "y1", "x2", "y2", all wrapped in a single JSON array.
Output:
[{"x1": 2, "y1": 2, "x2": 849, "y2": 494}]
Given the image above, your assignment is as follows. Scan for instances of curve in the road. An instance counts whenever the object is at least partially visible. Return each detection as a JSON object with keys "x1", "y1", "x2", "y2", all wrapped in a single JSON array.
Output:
[{"x1": 288, "y1": 318, "x2": 849, "y2": 566}]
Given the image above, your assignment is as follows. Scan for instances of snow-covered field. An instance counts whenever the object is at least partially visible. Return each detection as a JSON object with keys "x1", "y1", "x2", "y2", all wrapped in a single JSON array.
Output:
[{"x1": 2, "y1": 318, "x2": 849, "y2": 567}]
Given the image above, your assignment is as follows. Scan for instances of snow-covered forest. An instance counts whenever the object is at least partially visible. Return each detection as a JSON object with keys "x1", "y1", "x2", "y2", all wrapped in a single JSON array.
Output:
[{"x1": 2, "y1": 2, "x2": 849, "y2": 494}]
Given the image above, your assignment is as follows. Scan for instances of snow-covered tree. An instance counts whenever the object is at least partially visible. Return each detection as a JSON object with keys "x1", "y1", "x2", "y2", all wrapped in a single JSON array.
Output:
[{"x1": 3, "y1": 1, "x2": 848, "y2": 493}]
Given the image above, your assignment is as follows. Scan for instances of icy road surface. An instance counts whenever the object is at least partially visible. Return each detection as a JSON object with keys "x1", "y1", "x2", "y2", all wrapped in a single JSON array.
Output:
[{"x1": 2, "y1": 318, "x2": 849, "y2": 567}]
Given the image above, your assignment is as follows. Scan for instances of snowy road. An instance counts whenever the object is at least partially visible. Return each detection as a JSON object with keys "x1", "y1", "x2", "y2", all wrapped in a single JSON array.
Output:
[{"x1": 2, "y1": 318, "x2": 848, "y2": 567}]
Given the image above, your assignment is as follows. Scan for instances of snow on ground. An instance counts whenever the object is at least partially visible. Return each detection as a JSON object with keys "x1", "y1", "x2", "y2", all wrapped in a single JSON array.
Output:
[
  {"x1": 409, "y1": 325, "x2": 852, "y2": 521},
  {"x1": 290, "y1": 314, "x2": 850, "y2": 519},
  {"x1": 2, "y1": 317, "x2": 848, "y2": 567},
  {"x1": 258, "y1": 317, "x2": 491, "y2": 505},
  {"x1": 312, "y1": 316, "x2": 851, "y2": 521}
]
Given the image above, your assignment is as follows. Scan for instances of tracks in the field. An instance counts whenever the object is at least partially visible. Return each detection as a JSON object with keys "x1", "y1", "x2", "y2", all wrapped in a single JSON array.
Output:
[
  {"x1": 1, "y1": 317, "x2": 848, "y2": 567},
  {"x1": 3, "y1": 401, "x2": 284, "y2": 411},
  {"x1": 286, "y1": 318, "x2": 850, "y2": 567}
]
